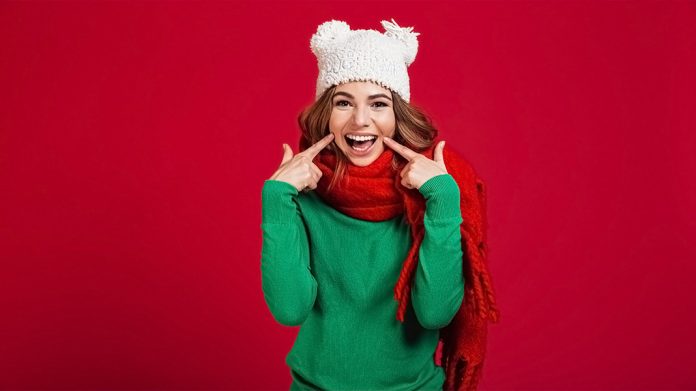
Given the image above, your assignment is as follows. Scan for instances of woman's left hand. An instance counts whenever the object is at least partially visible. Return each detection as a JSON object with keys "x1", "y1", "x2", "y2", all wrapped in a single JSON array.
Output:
[{"x1": 383, "y1": 137, "x2": 448, "y2": 190}]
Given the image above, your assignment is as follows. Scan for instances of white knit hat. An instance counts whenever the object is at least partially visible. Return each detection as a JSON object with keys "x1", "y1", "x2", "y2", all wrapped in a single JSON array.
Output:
[{"x1": 310, "y1": 18, "x2": 420, "y2": 103}]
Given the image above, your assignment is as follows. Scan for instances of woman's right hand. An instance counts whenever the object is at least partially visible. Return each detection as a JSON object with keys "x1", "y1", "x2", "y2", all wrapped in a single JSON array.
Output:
[{"x1": 269, "y1": 133, "x2": 335, "y2": 192}]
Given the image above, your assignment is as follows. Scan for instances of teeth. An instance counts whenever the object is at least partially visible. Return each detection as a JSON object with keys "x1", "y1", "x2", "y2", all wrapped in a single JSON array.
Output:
[{"x1": 346, "y1": 134, "x2": 377, "y2": 141}]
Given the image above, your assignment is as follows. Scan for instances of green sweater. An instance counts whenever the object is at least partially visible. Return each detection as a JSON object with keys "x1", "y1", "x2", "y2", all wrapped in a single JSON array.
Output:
[{"x1": 261, "y1": 174, "x2": 465, "y2": 390}]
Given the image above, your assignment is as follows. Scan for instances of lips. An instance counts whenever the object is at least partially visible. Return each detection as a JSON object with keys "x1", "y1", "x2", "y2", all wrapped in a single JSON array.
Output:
[{"x1": 345, "y1": 134, "x2": 377, "y2": 152}]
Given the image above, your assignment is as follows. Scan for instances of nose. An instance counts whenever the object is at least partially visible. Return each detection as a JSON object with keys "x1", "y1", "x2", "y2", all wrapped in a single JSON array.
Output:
[{"x1": 352, "y1": 105, "x2": 370, "y2": 128}]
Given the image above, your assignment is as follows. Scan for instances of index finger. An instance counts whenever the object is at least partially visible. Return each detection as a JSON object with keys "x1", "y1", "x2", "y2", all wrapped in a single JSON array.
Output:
[
  {"x1": 302, "y1": 133, "x2": 335, "y2": 159},
  {"x1": 383, "y1": 136, "x2": 418, "y2": 161}
]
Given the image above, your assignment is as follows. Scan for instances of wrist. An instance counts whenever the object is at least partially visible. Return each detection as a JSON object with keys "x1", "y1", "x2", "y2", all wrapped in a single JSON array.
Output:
[
  {"x1": 418, "y1": 174, "x2": 462, "y2": 220},
  {"x1": 262, "y1": 180, "x2": 300, "y2": 223}
]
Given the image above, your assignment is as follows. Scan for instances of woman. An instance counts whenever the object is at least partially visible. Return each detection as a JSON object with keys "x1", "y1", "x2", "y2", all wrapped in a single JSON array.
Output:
[{"x1": 261, "y1": 19, "x2": 500, "y2": 391}]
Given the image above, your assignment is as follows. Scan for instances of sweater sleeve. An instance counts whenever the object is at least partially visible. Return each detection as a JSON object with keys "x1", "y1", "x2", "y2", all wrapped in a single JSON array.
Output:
[
  {"x1": 260, "y1": 179, "x2": 317, "y2": 326},
  {"x1": 410, "y1": 174, "x2": 466, "y2": 330}
]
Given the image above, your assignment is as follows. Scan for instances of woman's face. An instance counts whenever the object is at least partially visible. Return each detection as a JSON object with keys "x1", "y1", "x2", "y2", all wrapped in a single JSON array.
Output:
[{"x1": 328, "y1": 81, "x2": 396, "y2": 166}]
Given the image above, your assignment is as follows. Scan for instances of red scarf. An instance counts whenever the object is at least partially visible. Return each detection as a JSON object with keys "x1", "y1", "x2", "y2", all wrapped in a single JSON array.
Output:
[{"x1": 299, "y1": 136, "x2": 500, "y2": 391}]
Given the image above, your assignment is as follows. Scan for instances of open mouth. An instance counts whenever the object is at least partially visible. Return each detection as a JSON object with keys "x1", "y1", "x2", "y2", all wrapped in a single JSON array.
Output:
[{"x1": 345, "y1": 134, "x2": 377, "y2": 152}]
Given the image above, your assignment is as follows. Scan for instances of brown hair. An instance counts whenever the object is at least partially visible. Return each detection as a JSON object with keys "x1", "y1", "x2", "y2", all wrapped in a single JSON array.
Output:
[{"x1": 297, "y1": 85, "x2": 439, "y2": 191}]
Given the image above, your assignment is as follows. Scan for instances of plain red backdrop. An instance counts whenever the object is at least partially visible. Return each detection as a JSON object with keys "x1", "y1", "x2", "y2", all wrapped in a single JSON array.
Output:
[{"x1": 1, "y1": 1, "x2": 695, "y2": 390}]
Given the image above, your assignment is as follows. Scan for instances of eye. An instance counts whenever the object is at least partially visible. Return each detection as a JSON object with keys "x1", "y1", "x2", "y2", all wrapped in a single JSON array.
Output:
[
  {"x1": 334, "y1": 100, "x2": 351, "y2": 107},
  {"x1": 372, "y1": 101, "x2": 389, "y2": 108}
]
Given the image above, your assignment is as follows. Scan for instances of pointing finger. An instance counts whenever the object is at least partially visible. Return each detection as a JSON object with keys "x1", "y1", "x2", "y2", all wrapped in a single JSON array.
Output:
[
  {"x1": 303, "y1": 133, "x2": 335, "y2": 159},
  {"x1": 383, "y1": 136, "x2": 418, "y2": 161},
  {"x1": 400, "y1": 161, "x2": 412, "y2": 178},
  {"x1": 310, "y1": 163, "x2": 322, "y2": 178},
  {"x1": 281, "y1": 144, "x2": 294, "y2": 165},
  {"x1": 433, "y1": 140, "x2": 445, "y2": 163}
]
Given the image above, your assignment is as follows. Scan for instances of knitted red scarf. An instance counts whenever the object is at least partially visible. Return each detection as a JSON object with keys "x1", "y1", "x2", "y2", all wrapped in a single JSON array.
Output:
[{"x1": 299, "y1": 136, "x2": 500, "y2": 391}]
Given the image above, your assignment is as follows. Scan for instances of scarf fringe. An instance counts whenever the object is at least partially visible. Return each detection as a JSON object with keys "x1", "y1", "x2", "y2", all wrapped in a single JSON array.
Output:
[
  {"x1": 394, "y1": 228, "x2": 423, "y2": 321},
  {"x1": 464, "y1": 234, "x2": 500, "y2": 323},
  {"x1": 442, "y1": 355, "x2": 484, "y2": 391}
]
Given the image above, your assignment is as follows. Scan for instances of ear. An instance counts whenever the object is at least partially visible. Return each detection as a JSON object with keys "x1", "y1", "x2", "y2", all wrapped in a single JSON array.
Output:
[
  {"x1": 311, "y1": 20, "x2": 351, "y2": 56},
  {"x1": 381, "y1": 18, "x2": 420, "y2": 66}
]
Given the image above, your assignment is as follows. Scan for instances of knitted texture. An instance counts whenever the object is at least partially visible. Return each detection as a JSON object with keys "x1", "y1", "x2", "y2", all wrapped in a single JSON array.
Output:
[
  {"x1": 310, "y1": 19, "x2": 419, "y2": 102},
  {"x1": 299, "y1": 136, "x2": 501, "y2": 391}
]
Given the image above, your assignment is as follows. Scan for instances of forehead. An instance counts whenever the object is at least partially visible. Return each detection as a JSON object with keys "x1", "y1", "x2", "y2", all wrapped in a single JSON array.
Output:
[{"x1": 334, "y1": 81, "x2": 392, "y2": 97}]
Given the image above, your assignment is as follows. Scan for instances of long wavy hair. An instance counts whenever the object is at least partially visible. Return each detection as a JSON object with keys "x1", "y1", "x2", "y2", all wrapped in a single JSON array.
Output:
[{"x1": 298, "y1": 85, "x2": 439, "y2": 191}]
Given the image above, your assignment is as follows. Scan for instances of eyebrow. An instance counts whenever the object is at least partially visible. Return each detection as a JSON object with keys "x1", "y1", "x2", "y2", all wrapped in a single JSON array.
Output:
[{"x1": 332, "y1": 91, "x2": 392, "y2": 101}]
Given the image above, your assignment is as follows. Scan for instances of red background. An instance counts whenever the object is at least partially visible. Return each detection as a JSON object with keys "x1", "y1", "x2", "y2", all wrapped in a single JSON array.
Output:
[{"x1": 1, "y1": 1, "x2": 695, "y2": 390}]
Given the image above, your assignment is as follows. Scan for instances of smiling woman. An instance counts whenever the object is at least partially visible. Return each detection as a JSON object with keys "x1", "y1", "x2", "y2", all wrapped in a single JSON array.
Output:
[
  {"x1": 261, "y1": 18, "x2": 500, "y2": 391},
  {"x1": 329, "y1": 83, "x2": 395, "y2": 164}
]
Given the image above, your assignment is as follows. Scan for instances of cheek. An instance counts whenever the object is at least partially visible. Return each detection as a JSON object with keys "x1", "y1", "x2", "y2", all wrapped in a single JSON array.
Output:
[
  {"x1": 327, "y1": 120, "x2": 343, "y2": 144},
  {"x1": 328, "y1": 112, "x2": 343, "y2": 132},
  {"x1": 379, "y1": 116, "x2": 396, "y2": 137},
  {"x1": 329, "y1": 123, "x2": 342, "y2": 139}
]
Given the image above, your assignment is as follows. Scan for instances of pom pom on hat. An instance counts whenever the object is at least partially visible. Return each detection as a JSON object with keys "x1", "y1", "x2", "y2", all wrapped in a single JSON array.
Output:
[
  {"x1": 310, "y1": 20, "x2": 351, "y2": 56},
  {"x1": 310, "y1": 18, "x2": 420, "y2": 102},
  {"x1": 381, "y1": 18, "x2": 420, "y2": 66}
]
